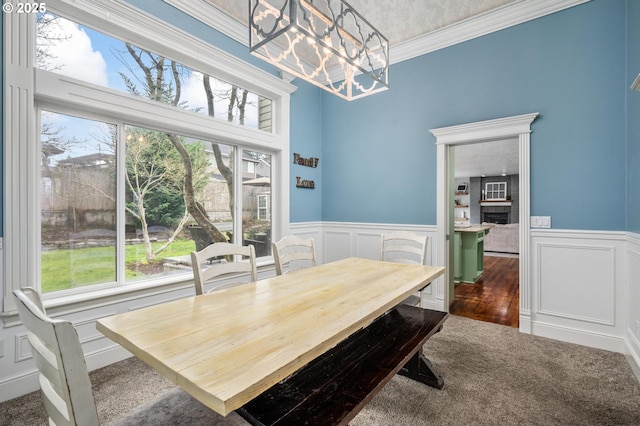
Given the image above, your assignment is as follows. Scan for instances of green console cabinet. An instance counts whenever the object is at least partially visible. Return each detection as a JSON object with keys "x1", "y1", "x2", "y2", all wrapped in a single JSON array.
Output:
[{"x1": 454, "y1": 225, "x2": 492, "y2": 283}]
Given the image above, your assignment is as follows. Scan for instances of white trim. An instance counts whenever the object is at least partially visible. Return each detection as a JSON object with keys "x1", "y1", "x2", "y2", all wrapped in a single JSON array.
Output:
[
  {"x1": 535, "y1": 243, "x2": 616, "y2": 326},
  {"x1": 165, "y1": 0, "x2": 590, "y2": 66},
  {"x1": 163, "y1": 0, "x2": 247, "y2": 47},
  {"x1": 531, "y1": 320, "x2": 627, "y2": 353},
  {"x1": 626, "y1": 232, "x2": 640, "y2": 381},
  {"x1": 431, "y1": 113, "x2": 538, "y2": 326},
  {"x1": 392, "y1": 0, "x2": 591, "y2": 63},
  {"x1": 626, "y1": 332, "x2": 640, "y2": 383}
]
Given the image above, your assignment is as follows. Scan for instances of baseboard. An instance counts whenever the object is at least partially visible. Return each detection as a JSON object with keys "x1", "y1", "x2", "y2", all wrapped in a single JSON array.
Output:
[
  {"x1": 0, "y1": 366, "x2": 40, "y2": 404},
  {"x1": 519, "y1": 313, "x2": 532, "y2": 334},
  {"x1": 0, "y1": 343, "x2": 132, "y2": 404},
  {"x1": 420, "y1": 298, "x2": 445, "y2": 312},
  {"x1": 531, "y1": 320, "x2": 627, "y2": 353},
  {"x1": 625, "y1": 330, "x2": 640, "y2": 383},
  {"x1": 85, "y1": 343, "x2": 133, "y2": 372}
]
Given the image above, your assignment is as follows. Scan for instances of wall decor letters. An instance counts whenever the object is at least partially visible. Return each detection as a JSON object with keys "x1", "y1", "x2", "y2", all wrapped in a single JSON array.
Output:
[
  {"x1": 296, "y1": 176, "x2": 315, "y2": 189},
  {"x1": 293, "y1": 153, "x2": 319, "y2": 168}
]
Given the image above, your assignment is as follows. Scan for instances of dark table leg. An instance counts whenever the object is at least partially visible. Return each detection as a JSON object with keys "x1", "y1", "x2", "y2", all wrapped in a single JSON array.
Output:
[{"x1": 398, "y1": 351, "x2": 444, "y2": 389}]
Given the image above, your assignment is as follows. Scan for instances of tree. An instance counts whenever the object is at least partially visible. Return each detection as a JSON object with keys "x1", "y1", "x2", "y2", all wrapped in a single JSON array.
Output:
[
  {"x1": 120, "y1": 43, "x2": 251, "y2": 246},
  {"x1": 123, "y1": 128, "x2": 209, "y2": 262}
]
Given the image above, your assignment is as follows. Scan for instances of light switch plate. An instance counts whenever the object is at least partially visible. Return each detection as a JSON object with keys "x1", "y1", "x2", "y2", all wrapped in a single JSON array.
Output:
[{"x1": 531, "y1": 216, "x2": 551, "y2": 229}]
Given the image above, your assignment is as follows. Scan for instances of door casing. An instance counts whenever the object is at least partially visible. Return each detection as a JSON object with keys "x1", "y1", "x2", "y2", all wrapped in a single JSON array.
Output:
[{"x1": 431, "y1": 112, "x2": 538, "y2": 333}]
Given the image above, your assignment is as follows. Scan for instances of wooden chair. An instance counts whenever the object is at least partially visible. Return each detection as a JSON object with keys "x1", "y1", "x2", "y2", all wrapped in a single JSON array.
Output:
[
  {"x1": 13, "y1": 287, "x2": 100, "y2": 426},
  {"x1": 381, "y1": 231, "x2": 429, "y2": 306},
  {"x1": 13, "y1": 287, "x2": 244, "y2": 425},
  {"x1": 190, "y1": 242, "x2": 257, "y2": 295},
  {"x1": 272, "y1": 235, "x2": 317, "y2": 275}
]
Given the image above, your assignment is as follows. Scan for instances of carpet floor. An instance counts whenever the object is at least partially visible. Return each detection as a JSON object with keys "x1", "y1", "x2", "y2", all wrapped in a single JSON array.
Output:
[{"x1": 2, "y1": 315, "x2": 639, "y2": 425}]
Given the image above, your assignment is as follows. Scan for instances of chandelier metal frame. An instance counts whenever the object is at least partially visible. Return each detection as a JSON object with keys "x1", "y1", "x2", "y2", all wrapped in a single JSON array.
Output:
[{"x1": 249, "y1": 0, "x2": 389, "y2": 100}]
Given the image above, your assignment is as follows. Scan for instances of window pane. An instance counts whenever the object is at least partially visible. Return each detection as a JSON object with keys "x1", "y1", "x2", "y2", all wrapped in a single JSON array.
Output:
[
  {"x1": 124, "y1": 126, "x2": 236, "y2": 282},
  {"x1": 36, "y1": 13, "x2": 271, "y2": 131},
  {"x1": 242, "y1": 150, "x2": 272, "y2": 258},
  {"x1": 41, "y1": 111, "x2": 116, "y2": 293}
]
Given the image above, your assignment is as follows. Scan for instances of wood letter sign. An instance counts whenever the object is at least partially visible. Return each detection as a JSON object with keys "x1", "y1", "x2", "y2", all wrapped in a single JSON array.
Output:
[{"x1": 293, "y1": 153, "x2": 319, "y2": 168}]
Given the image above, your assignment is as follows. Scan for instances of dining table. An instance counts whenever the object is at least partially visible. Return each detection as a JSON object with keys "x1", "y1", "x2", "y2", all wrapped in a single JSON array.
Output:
[{"x1": 96, "y1": 257, "x2": 446, "y2": 419}]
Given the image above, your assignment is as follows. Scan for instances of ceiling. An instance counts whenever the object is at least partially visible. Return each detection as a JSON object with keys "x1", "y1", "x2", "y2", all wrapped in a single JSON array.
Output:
[
  {"x1": 454, "y1": 139, "x2": 519, "y2": 179},
  {"x1": 206, "y1": 0, "x2": 517, "y2": 47}
]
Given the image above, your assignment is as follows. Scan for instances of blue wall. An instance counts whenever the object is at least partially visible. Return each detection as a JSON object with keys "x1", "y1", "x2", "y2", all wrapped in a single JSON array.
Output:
[
  {"x1": 627, "y1": 0, "x2": 640, "y2": 234},
  {"x1": 289, "y1": 82, "x2": 324, "y2": 222},
  {"x1": 322, "y1": 0, "x2": 628, "y2": 231},
  {"x1": 1, "y1": 0, "x2": 636, "y2": 232}
]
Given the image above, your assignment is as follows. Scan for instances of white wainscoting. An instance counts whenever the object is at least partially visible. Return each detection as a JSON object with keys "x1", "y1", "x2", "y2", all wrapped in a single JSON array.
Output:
[
  {"x1": 530, "y1": 229, "x2": 628, "y2": 353},
  {"x1": 626, "y1": 233, "x2": 640, "y2": 381},
  {"x1": 2, "y1": 225, "x2": 639, "y2": 403},
  {"x1": 318, "y1": 222, "x2": 441, "y2": 310}
]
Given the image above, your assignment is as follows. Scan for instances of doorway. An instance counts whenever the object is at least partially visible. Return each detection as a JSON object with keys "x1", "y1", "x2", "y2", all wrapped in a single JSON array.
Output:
[
  {"x1": 450, "y1": 140, "x2": 520, "y2": 327},
  {"x1": 430, "y1": 113, "x2": 538, "y2": 333}
]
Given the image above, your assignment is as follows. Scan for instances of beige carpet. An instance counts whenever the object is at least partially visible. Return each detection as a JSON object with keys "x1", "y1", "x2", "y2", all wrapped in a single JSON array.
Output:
[{"x1": 2, "y1": 315, "x2": 639, "y2": 425}]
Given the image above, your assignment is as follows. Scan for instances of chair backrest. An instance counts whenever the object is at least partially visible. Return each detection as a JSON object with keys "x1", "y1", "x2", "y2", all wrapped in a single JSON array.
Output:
[
  {"x1": 190, "y1": 242, "x2": 258, "y2": 295},
  {"x1": 13, "y1": 288, "x2": 99, "y2": 426},
  {"x1": 381, "y1": 231, "x2": 428, "y2": 265},
  {"x1": 272, "y1": 235, "x2": 317, "y2": 275}
]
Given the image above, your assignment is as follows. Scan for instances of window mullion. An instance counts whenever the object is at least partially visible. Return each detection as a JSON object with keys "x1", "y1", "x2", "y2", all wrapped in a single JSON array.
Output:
[
  {"x1": 116, "y1": 122, "x2": 127, "y2": 285},
  {"x1": 233, "y1": 147, "x2": 243, "y2": 250}
]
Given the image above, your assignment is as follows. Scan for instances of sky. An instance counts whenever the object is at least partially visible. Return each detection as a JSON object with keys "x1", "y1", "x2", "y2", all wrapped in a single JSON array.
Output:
[{"x1": 38, "y1": 13, "x2": 260, "y2": 161}]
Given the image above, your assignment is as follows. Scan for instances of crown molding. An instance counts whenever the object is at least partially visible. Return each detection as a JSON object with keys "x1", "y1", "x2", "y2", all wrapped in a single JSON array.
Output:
[
  {"x1": 391, "y1": 0, "x2": 591, "y2": 63},
  {"x1": 165, "y1": 0, "x2": 590, "y2": 66},
  {"x1": 163, "y1": 0, "x2": 247, "y2": 45}
]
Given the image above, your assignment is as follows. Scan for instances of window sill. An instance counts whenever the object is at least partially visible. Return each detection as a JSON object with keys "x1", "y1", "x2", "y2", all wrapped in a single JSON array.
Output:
[{"x1": 2, "y1": 259, "x2": 276, "y2": 328}]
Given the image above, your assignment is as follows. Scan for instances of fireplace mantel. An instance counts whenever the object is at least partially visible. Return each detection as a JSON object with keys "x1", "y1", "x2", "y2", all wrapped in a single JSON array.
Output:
[{"x1": 481, "y1": 200, "x2": 512, "y2": 206}]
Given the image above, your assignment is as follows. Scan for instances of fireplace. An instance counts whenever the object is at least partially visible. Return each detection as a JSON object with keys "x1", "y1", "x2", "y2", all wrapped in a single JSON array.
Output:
[{"x1": 483, "y1": 212, "x2": 508, "y2": 224}]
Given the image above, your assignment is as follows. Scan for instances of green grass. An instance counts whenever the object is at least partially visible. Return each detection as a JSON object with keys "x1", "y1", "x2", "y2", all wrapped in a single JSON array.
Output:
[{"x1": 41, "y1": 239, "x2": 196, "y2": 293}]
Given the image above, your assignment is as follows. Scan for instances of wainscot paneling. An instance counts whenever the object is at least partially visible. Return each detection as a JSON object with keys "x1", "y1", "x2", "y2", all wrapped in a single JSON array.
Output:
[
  {"x1": 626, "y1": 233, "x2": 640, "y2": 381},
  {"x1": 2, "y1": 224, "x2": 638, "y2": 402},
  {"x1": 320, "y1": 222, "x2": 439, "y2": 309},
  {"x1": 530, "y1": 230, "x2": 628, "y2": 353}
]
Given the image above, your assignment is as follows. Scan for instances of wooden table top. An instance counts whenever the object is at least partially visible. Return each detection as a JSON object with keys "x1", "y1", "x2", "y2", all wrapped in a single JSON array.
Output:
[
  {"x1": 96, "y1": 257, "x2": 445, "y2": 416},
  {"x1": 454, "y1": 224, "x2": 494, "y2": 233}
]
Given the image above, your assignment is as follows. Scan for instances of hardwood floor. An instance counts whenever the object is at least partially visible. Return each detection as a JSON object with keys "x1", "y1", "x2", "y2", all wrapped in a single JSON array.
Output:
[{"x1": 450, "y1": 255, "x2": 519, "y2": 328}]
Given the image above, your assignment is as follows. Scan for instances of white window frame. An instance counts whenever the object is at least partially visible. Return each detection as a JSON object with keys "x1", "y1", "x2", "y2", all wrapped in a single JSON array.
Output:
[
  {"x1": 485, "y1": 182, "x2": 508, "y2": 200},
  {"x1": 2, "y1": 0, "x2": 296, "y2": 315},
  {"x1": 257, "y1": 194, "x2": 270, "y2": 221}
]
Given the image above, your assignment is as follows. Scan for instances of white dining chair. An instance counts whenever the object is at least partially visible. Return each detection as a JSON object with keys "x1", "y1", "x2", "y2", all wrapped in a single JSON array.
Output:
[
  {"x1": 272, "y1": 235, "x2": 317, "y2": 275},
  {"x1": 13, "y1": 287, "x2": 246, "y2": 425},
  {"x1": 190, "y1": 242, "x2": 258, "y2": 295},
  {"x1": 381, "y1": 231, "x2": 429, "y2": 306}
]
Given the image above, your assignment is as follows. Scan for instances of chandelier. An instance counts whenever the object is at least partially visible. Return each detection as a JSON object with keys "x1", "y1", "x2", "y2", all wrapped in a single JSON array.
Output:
[{"x1": 249, "y1": 0, "x2": 389, "y2": 101}]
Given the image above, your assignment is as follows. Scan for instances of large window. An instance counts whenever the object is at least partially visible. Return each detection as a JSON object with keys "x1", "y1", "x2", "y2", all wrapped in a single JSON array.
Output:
[
  {"x1": 36, "y1": 13, "x2": 270, "y2": 131},
  {"x1": 4, "y1": 0, "x2": 292, "y2": 307}
]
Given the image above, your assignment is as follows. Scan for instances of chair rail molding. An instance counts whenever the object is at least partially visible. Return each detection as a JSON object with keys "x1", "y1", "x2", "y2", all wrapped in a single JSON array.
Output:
[{"x1": 431, "y1": 112, "x2": 539, "y2": 329}]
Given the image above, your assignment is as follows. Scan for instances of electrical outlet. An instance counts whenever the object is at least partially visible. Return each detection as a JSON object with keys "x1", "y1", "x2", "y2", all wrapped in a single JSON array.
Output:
[{"x1": 531, "y1": 216, "x2": 551, "y2": 229}]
